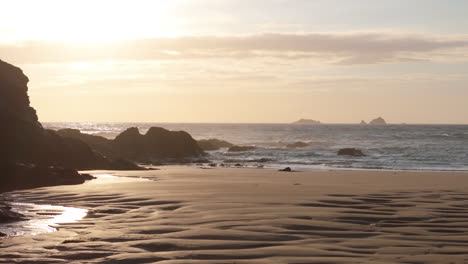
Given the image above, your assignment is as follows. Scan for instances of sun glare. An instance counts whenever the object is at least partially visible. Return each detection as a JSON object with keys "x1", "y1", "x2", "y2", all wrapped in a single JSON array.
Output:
[{"x1": 4, "y1": 0, "x2": 181, "y2": 42}]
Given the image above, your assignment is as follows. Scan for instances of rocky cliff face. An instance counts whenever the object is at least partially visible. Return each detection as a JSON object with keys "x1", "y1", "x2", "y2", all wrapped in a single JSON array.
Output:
[
  {"x1": 0, "y1": 60, "x2": 40, "y2": 126},
  {"x1": 0, "y1": 59, "x2": 110, "y2": 192}
]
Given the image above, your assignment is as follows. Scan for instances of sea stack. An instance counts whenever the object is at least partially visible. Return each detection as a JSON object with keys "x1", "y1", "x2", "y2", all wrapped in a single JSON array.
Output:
[{"x1": 369, "y1": 117, "x2": 387, "y2": 125}]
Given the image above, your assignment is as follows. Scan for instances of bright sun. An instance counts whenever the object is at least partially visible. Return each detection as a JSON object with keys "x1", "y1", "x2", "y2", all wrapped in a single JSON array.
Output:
[{"x1": 3, "y1": 0, "x2": 180, "y2": 42}]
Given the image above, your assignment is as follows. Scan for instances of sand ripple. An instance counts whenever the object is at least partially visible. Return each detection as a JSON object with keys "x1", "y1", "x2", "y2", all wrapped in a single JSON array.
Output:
[{"x1": 1, "y1": 169, "x2": 468, "y2": 263}]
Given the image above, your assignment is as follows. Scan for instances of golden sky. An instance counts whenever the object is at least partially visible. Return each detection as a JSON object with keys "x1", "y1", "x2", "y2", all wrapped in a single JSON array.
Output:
[{"x1": 2, "y1": 0, "x2": 468, "y2": 123}]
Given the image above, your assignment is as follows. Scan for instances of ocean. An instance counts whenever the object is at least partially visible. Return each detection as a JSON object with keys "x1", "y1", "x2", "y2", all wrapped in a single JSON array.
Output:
[{"x1": 44, "y1": 123, "x2": 468, "y2": 171}]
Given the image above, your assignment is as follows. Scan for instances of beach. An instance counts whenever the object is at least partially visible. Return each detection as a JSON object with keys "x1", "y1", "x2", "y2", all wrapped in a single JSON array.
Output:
[{"x1": 2, "y1": 167, "x2": 468, "y2": 263}]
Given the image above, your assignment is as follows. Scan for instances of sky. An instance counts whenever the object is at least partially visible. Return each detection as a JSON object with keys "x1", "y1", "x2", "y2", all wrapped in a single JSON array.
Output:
[{"x1": 1, "y1": 0, "x2": 468, "y2": 123}]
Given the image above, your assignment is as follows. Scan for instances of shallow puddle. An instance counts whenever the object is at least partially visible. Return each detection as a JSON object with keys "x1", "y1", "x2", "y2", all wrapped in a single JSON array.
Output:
[{"x1": 0, "y1": 202, "x2": 87, "y2": 237}]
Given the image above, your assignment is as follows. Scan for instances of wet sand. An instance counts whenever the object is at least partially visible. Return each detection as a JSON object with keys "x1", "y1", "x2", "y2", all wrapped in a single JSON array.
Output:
[{"x1": 2, "y1": 167, "x2": 468, "y2": 263}]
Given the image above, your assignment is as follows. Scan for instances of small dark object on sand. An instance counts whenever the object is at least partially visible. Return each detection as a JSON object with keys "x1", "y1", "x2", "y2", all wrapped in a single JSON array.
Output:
[
  {"x1": 235, "y1": 163, "x2": 242, "y2": 167},
  {"x1": 0, "y1": 232, "x2": 6, "y2": 237},
  {"x1": 209, "y1": 163, "x2": 217, "y2": 167},
  {"x1": 279, "y1": 167, "x2": 292, "y2": 172},
  {"x1": 337, "y1": 148, "x2": 366, "y2": 157}
]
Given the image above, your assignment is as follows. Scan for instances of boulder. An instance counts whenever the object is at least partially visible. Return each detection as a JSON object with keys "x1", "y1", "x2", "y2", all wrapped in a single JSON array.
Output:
[
  {"x1": 369, "y1": 117, "x2": 387, "y2": 125},
  {"x1": 197, "y1": 138, "x2": 233, "y2": 151},
  {"x1": 228, "y1": 145, "x2": 256, "y2": 152},
  {"x1": 279, "y1": 167, "x2": 292, "y2": 172},
  {"x1": 337, "y1": 148, "x2": 366, "y2": 157},
  {"x1": 286, "y1": 141, "x2": 309, "y2": 148}
]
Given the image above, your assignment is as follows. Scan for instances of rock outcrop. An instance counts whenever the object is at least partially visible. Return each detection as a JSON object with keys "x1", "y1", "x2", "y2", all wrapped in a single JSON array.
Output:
[
  {"x1": 197, "y1": 139, "x2": 233, "y2": 151},
  {"x1": 0, "y1": 59, "x2": 206, "y2": 192},
  {"x1": 1, "y1": 59, "x2": 124, "y2": 192},
  {"x1": 369, "y1": 117, "x2": 387, "y2": 125},
  {"x1": 57, "y1": 127, "x2": 206, "y2": 164},
  {"x1": 0, "y1": 59, "x2": 111, "y2": 170},
  {"x1": 0, "y1": 163, "x2": 95, "y2": 193},
  {"x1": 113, "y1": 127, "x2": 204, "y2": 162},
  {"x1": 337, "y1": 148, "x2": 366, "y2": 157},
  {"x1": 286, "y1": 141, "x2": 309, "y2": 148},
  {"x1": 360, "y1": 120, "x2": 367, "y2": 125},
  {"x1": 292, "y1": 119, "x2": 321, "y2": 124},
  {"x1": 228, "y1": 145, "x2": 256, "y2": 152}
]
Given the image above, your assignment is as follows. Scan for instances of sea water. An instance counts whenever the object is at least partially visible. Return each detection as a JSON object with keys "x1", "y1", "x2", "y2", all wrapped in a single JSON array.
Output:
[{"x1": 44, "y1": 123, "x2": 468, "y2": 171}]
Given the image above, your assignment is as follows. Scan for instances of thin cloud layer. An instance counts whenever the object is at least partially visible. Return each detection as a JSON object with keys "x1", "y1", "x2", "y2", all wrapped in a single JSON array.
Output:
[{"x1": 3, "y1": 32, "x2": 468, "y2": 65}]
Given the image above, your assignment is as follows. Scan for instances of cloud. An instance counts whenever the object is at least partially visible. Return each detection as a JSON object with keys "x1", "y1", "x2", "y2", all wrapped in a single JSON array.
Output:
[{"x1": 2, "y1": 32, "x2": 468, "y2": 65}]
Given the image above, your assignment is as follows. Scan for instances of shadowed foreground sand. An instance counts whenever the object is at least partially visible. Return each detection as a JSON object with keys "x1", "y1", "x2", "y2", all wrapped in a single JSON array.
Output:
[{"x1": 2, "y1": 167, "x2": 468, "y2": 263}]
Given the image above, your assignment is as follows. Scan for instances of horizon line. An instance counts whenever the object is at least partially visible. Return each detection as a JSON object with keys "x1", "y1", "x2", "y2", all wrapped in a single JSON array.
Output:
[{"x1": 40, "y1": 121, "x2": 468, "y2": 125}]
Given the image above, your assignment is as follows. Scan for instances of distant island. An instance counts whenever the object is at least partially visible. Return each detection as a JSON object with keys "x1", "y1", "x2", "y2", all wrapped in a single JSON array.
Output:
[
  {"x1": 292, "y1": 119, "x2": 321, "y2": 124},
  {"x1": 359, "y1": 117, "x2": 387, "y2": 125},
  {"x1": 369, "y1": 117, "x2": 387, "y2": 125}
]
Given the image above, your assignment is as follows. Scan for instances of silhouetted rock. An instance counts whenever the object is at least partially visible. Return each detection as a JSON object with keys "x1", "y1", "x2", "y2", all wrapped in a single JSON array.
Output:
[
  {"x1": 113, "y1": 127, "x2": 204, "y2": 162},
  {"x1": 228, "y1": 145, "x2": 256, "y2": 152},
  {"x1": 292, "y1": 119, "x2": 321, "y2": 124},
  {"x1": 0, "y1": 59, "x2": 111, "y2": 193},
  {"x1": 279, "y1": 167, "x2": 292, "y2": 172},
  {"x1": 360, "y1": 120, "x2": 367, "y2": 125},
  {"x1": 286, "y1": 141, "x2": 309, "y2": 148},
  {"x1": 337, "y1": 148, "x2": 366, "y2": 157},
  {"x1": 56, "y1": 128, "x2": 110, "y2": 145},
  {"x1": 197, "y1": 138, "x2": 233, "y2": 151},
  {"x1": 369, "y1": 117, "x2": 387, "y2": 125}
]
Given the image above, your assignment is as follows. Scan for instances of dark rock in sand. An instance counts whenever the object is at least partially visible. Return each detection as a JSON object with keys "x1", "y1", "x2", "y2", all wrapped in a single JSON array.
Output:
[
  {"x1": 0, "y1": 205, "x2": 25, "y2": 222},
  {"x1": 286, "y1": 141, "x2": 309, "y2": 148},
  {"x1": 0, "y1": 232, "x2": 6, "y2": 237},
  {"x1": 279, "y1": 167, "x2": 292, "y2": 172},
  {"x1": 197, "y1": 138, "x2": 233, "y2": 151},
  {"x1": 369, "y1": 117, "x2": 387, "y2": 125},
  {"x1": 228, "y1": 145, "x2": 256, "y2": 152},
  {"x1": 337, "y1": 148, "x2": 366, "y2": 157}
]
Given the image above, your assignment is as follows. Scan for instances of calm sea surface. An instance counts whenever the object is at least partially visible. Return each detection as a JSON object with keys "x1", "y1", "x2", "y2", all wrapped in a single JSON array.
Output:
[{"x1": 44, "y1": 123, "x2": 468, "y2": 171}]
